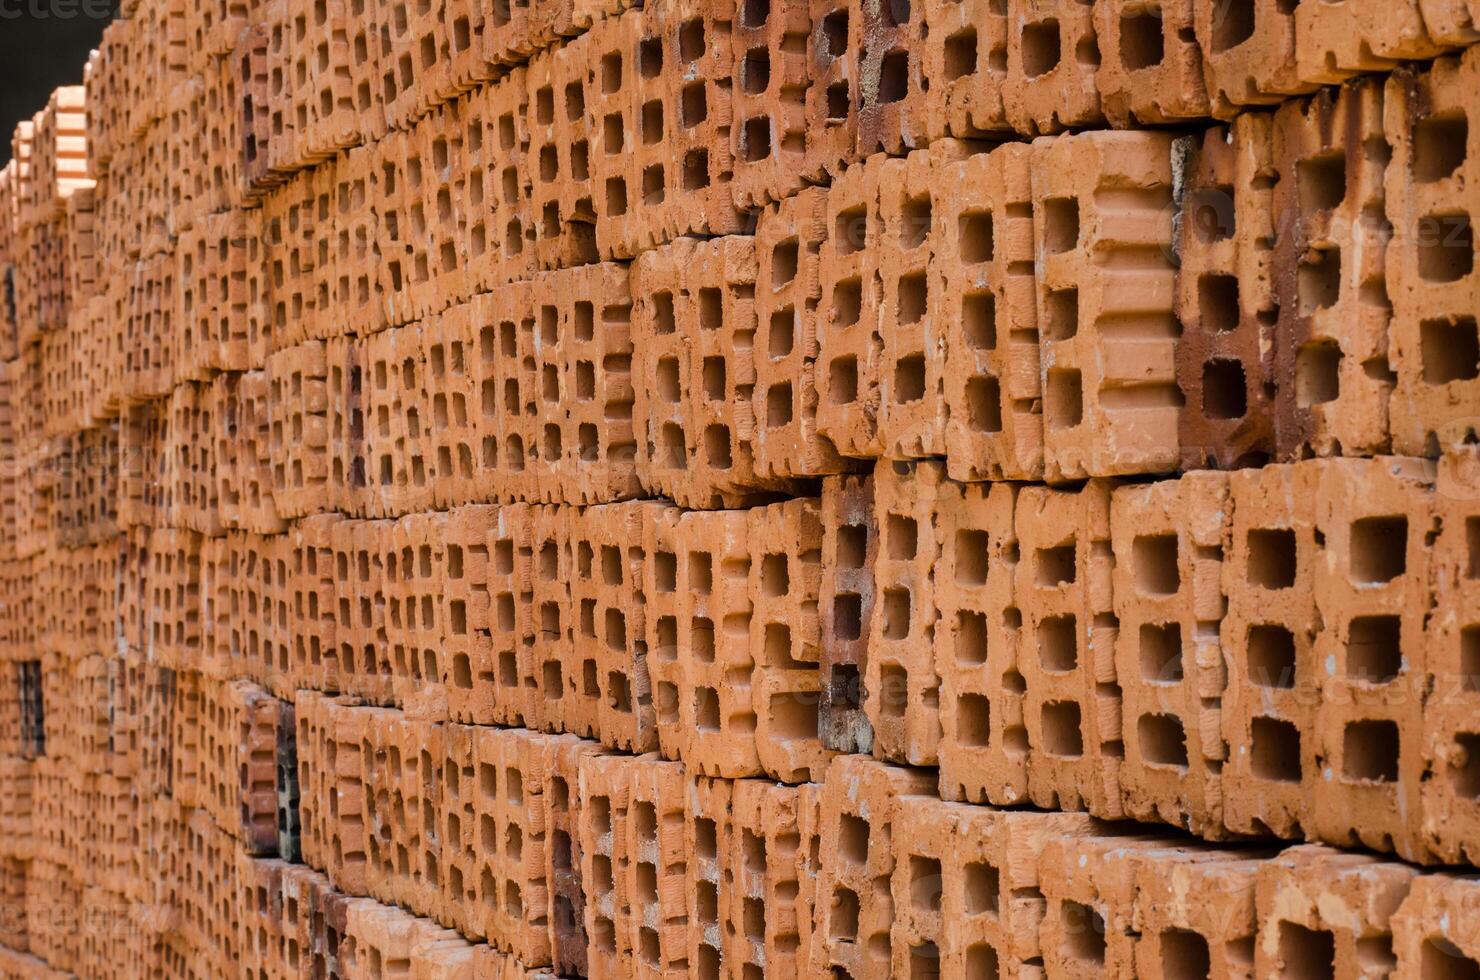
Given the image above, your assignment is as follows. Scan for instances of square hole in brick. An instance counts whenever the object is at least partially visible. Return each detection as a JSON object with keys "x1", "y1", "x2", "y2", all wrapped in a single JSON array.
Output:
[
  {"x1": 887, "y1": 514, "x2": 919, "y2": 560},
  {"x1": 1038, "y1": 614, "x2": 1077, "y2": 671},
  {"x1": 742, "y1": 116, "x2": 772, "y2": 162},
  {"x1": 945, "y1": 27, "x2": 978, "y2": 79},
  {"x1": 1195, "y1": 274, "x2": 1240, "y2": 335},
  {"x1": 1062, "y1": 901, "x2": 1106, "y2": 963},
  {"x1": 829, "y1": 356, "x2": 859, "y2": 404},
  {"x1": 830, "y1": 663, "x2": 863, "y2": 709},
  {"x1": 1251, "y1": 715, "x2": 1302, "y2": 782},
  {"x1": 695, "y1": 687, "x2": 721, "y2": 731},
  {"x1": 1295, "y1": 340, "x2": 1342, "y2": 407},
  {"x1": 963, "y1": 291, "x2": 997, "y2": 349},
  {"x1": 683, "y1": 149, "x2": 711, "y2": 190},
  {"x1": 1138, "y1": 712, "x2": 1188, "y2": 768},
  {"x1": 1278, "y1": 925, "x2": 1335, "y2": 980},
  {"x1": 703, "y1": 356, "x2": 726, "y2": 400},
  {"x1": 1298, "y1": 248, "x2": 1341, "y2": 314},
  {"x1": 1036, "y1": 543, "x2": 1076, "y2": 586},
  {"x1": 1041, "y1": 700, "x2": 1083, "y2": 757},
  {"x1": 956, "y1": 210, "x2": 993, "y2": 264},
  {"x1": 879, "y1": 661, "x2": 907, "y2": 717},
  {"x1": 1343, "y1": 719, "x2": 1399, "y2": 781},
  {"x1": 955, "y1": 529, "x2": 990, "y2": 585},
  {"x1": 1044, "y1": 288, "x2": 1078, "y2": 341},
  {"x1": 1298, "y1": 152, "x2": 1346, "y2": 213},
  {"x1": 876, "y1": 49, "x2": 910, "y2": 103},
  {"x1": 772, "y1": 239, "x2": 799, "y2": 285},
  {"x1": 1248, "y1": 624, "x2": 1296, "y2": 689},
  {"x1": 762, "y1": 553, "x2": 789, "y2": 596},
  {"x1": 964, "y1": 862, "x2": 1000, "y2": 915},
  {"x1": 1350, "y1": 516, "x2": 1407, "y2": 584},
  {"x1": 839, "y1": 813, "x2": 869, "y2": 864},
  {"x1": 1347, "y1": 615, "x2": 1401, "y2": 683},
  {"x1": 1419, "y1": 213, "x2": 1474, "y2": 283},
  {"x1": 660, "y1": 422, "x2": 687, "y2": 469},
  {"x1": 894, "y1": 353, "x2": 926, "y2": 402},
  {"x1": 1247, "y1": 528, "x2": 1296, "y2": 590},
  {"x1": 1139, "y1": 622, "x2": 1183, "y2": 682},
  {"x1": 1421, "y1": 317, "x2": 1480, "y2": 383},
  {"x1": 957, "y1": 693, "x2": 991, "y2": 746},
  {"x1": 1202, "y1": 358, "x2": 1247, "y2": 419},
  {"x1": 767, "y1": 382, "x2": 794, "y2": 428},
  {"x1": 1046, "y1": 369, "x2": 1083, "y2": 429},
  {"x1": 1462, "y1": 625, "x2": 1480, "y2": 693},
  {"x1": 1042, "y1": 196, "x2": 1078, "y2": 253},
  {"x1": 1134, "y1": 533, "x2": 1180, "y2": 595},
  {"x1": 743, "y1": 48, "x2": 771, "y2": 94},
  {"x1": 1161, "y1": 929, "x2": 1210, "y2": 980},
  {"x1": 1450, "y1": 732, "x2": 1480, "y2": 799},
  {"x1": 1112, "y1": 6, "x2": 1165, "y2": 70},
  {"x1": 822, "y1": 9, "x2": 849, "y2": 56},
  {"x1": 831, "y1": 886, "x2": 861, "y2": 939},
  {"x1": 693, "y1": 617, "x2": 715, "y2": 662},
  {"x1": 643, "y1": 164, "x2": 666, "y2": 205},
  {"x1": 833, "y1": 278, "x2": 863, "y2": 327},
  {"x1": 768, "y1": 309, "x2": 796, "y2": 360},
  {"x1": 909, "y1": 855, "x2": 944, "y2": 913},
  {"x1": 898, "y1": 273, "x2": 928, "y2": 324},
  {"x1": 1423, "y1": 939, "x2": 1480, "y2": 980},
  {"x1": 1210, "y1": 0, "x2": 1253, "y2": 51},
  {"x1": 641, "y1": 100, "x2": 664, "y2": 144},
  {"x1": 704, "y1": 424, "x2": 733, "y2": 468},
  {"x1": 970, "y1": 376, "x2": 1006, "y2": 435},
  {"x1": 957, "y1": 610, "x2": 988, "y2": 665},
  {"x1": 834, "y1": 592, "x2": 863, "y2": 641},
  {"x1": 1022, "y1": 19, "x2": 1062, "y2": 78},
  {"x1": 836, "y1": 205, "x2": 867, "y2": 253},
  {"x1": 605, "y1": 177, "x2": 628, "y2": 217},
  {"x1": 838, "y1": 524, "x2": 868, "y2": 568},
  {"x1": 1413, "y1": 112, "x2": 1468, "y2": 184},
  {"x1": 883, "y1": 588, "x2": 912, "y2": 639},
  {"x1": 656, "y1": 356, "x2": 681, "y2": 402},
  {"x1": 901, "y1": 195, "x2": 932, "y2": 249}
]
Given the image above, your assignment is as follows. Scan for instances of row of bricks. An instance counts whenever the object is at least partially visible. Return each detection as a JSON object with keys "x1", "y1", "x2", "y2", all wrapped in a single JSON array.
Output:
[{"x1": 67, "y1": 447, "x2": 1480, "y2": 865}]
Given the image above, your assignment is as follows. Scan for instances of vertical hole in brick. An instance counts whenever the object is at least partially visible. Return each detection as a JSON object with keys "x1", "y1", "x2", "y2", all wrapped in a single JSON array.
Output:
[
  {"x1": 767, "y1": 382, "x2": 794, "y2": 427},
  {"x1": 1421, "y1": 317, "x2": 1480, "y2": 383},
  {"x1": 1037, "y1": 614, "x2": 1077, "y2": 671},
  {"x1": 883, "y1": 588, "x2": 912, "y2": 639},
  {"x1": 945, "y1": 28, "x2": 978, "y2": 79},
  {"x1": 742, "y1": 46, "x2": 771, "y2": 92},
  {"x1": 1044, "y1": 288, "x2": 1079, "y2": 341},
  {"x1": 836, "y1": 206, "x2": 866, "y2": 254},
  {"x1": 826, "y1": 82, "x2": 850, "y2": 120},
  {"x1": 839, "y1": 814, "x2": 869, "y2": 863},
  {"x1": 743, "y1": 897, "x2": 766, "y2": 940},
  {"x1": 831, "y1": 886, "x2": 861, "y2": 939},
  {"x1": 822, "y1": 9, "x2": 849, "y2": 55},
  {"x1": 1198, "y1": 273, "x2": 1239, "y2": 332},
  {"x1": 640, "y1": 100, "x2": 664, "y2": 146},
  {"x1": 909, "y1": 856, "x2": 943, "y2": 912},
  {"x1": 956, "y1": 610, "x2": 988, "y2": 665},
  {"x1": 1061, "y1": 901, "x2": 1105, "y2": 963},
  {"x1": 743, "y1": 116, "x2": 772, "y2": 161},
  {"x1": 605, "y1": 177, "x2": 627, "y2": 217},
  {"x1": 959, "y1": 293, "x2": 998, "y2": 351},
  {"x1": 879, "y1": 661, "x2": 907, "y2": 717},
  {"x1": 1036, "y1": 544, "x2": 1076, "y2": 586},
  {"x1": 900, "y1": 196, "x2": 932, "y2": 250},
  {"x1": 839, "y1": 525, "x2": 868, "y2": 568},
  {"x1": 1139, "y1": 623, "x2": 1183, "y2": 682},
  {"x1": 695, "y1": 687, "x2": 720, "y2": 731},
  {"x1": 1422, "y1": 938, "x2": 1480, "y2": 979},
  {"x1": 1119, "y1": 10, "x2": 1163, "y2": 69},
  {"x1": 1413, "y1": 113, "x2": 1468, "y2": 184},
  {"x1": 693, "y1": 617, "x2": 715, "y2": 662},
  {"x1": 1042, "y1": 197, "x2": 1078, "y2": 253},
  {"x1": 679, "y1": 18, "x2": 706, "y2": 60},
  {"x1": 1021, "y1": 20, "x2": 1062, "y2": 78},
  {"x1": 1450, "y1": 733, "x2": 1480, "y2": 798},
  {"x1": 957, "y1": 693, "x2": 991, "y2": 746},
  {"x1": 1046, "y1": 370, "x2": 1082, "y2": 429},
  {"x1": 959, "y1": 863, "x2": 999, "y2": 916},
  {"x1": 643, "y1": 164, "x2": 666, "y2": 205},
  {"x1": 1419, "y1": 213, "x2": 1475, "y2": 283},
  {"x1": 1210, "y1": 0, "x2": 1253, "y2": 50},
  {"x1": 1295, "y1": 340, "x2": 1342, "y2": 407},
  {"x1": 1298, "y1": 152, "x2": 1346, "y2": 213},
  {"x1": 894, "y1": 354, "x2": 926, "y2": 402},
  {"x1": 1248, "y1": 624, "x2": 1296, "y2": 688},
  {"x1": 1347, "y1": 615, "x2": 1401, "y2": 683},
  {"x1": 702, "y1": 356, "x2": 726, "y2": 401},
  {"x1": 1138, "y1": 713, "x2": 1188, "y2": 768},
  {"x1": 1298, "y1": 248, "x2": 1341, "y2": 314},
  {"x1": 656, "y1": 356, "x2": 680, "y2": 402},
  {"x1": 1251, "y1": 716, "x2": 1302, "y2": 782},
  {"x1": 887, "y1": 514, "x2": 919, "y2": 560},
  {"x1": 957, "y1": 212, "x2": 993, "y2": 265},
  {"x1": 1343, "y1": 719, "x2": 1399, "y2": 781},
  {"x1": 1350, "y1": 516, "x2": 1407, "y2": 584},
  {"x1": 1134, "y1": 534, "x2": 1180, "y2": 595},
  {"x1": 692, "y1": 552, "x2": 713, "y2": 593},
  {"x1": 742, "y1": 0, "x2": 770, "y2": 25},
  {"x1": 660, "y1": 421, "x2": 686, "y2": 469},
  {"x1": 832, "y1": 278, "x2": 862, "y2": 327},
  {"x1": 1247, "y1": 528, "x2": 1296, "y2": 589},
  {"x1": 762, "y1": 553, "x2": 790, "y2": 596},
  {"x1": 834, "y1": 593, "x2": 863, "y2": 641},
  {"x1": 772, "y1": 239, "x2": 799, "y2": 286},
  {"x1": 829, "y1": 356, "x2": 859, "y2": 404},
  {"x1": 1202, "y1": 358, "x2": 1247, "y2": 419},
  {"x1": 966, "y1": 376, "x2": 1003, "y2": 432},
  {"x1": 966, "y1": 944, "x2": 1000, "y2": 979},
  {"x1": 1160, "y1": 930, "x2": 1210, "y2": 980},
  {"x1": 704, "y1": 424, "x2": 733, "y2": 468},
  {"x1": 681, "y1": 84, "x2": 708, "y2": 128},
  {"x1": 768, "y1": 310, "x2": 796, "y2": 359},
  {"x1": 600, "y1": 53, "x2": 622, "y2": 93}
]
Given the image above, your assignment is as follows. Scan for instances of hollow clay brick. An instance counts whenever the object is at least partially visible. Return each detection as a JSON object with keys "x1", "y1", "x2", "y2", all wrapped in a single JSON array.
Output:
[
  {"x1": 1271, "y1": 78, "x2": 1392, "y2": 461},
  {"x1": 812, "y1": 755, "x2": 935, "y2": 980},
  {"x1": 1294, "y1": 0, "x2": 1441, "y2": 87},
  {"x1": 524, "y1": 33, "x2": 600, "y2": 272},
  {"x1": 819, "y1": 473, "x2": 876, "y2": 755},
  {"x1": 462, "y1": 71, "x2": 538, "y2": 295},
  {"x1": 525, "y1": 505, "x2": 575, "y2": 738},
  {"x1": 934, "y1": 479, "x2": 1025, "y2": 806},
  {"x1": 1253, "y1": 845, "x2": 1418, "y2": 978},
  {"x1": 937, "y1": 141, "x2": 1042, "y2": 482},
  {"x1": 892, "y1": 795, "x2": 1095, "y2": 977},
  {"x1": 381, "y1": 514, "x2": 450, "y2": 720},
  {"x1": 921, "y1": 0, "x2": 1012, "y2": 138},
  {"x1": 1131, "y1": 845, "x2": 1269, "y2": 979},
  {"x1": 728, "y1": 778, "x2": 815, "y2": 980},
  {"x1": 857, "y1": 0, "x2": 929, "y2": 158},
  {"x1": 1111, "y1": 473, "x2": 1230, "y2": 838},
  {"x1": 642, "y1": 505, "x2": 758, "y2": 776},
  {"x1": 686, "y1": 774, "x2": 733, "y2": 979},
  {"x1": 1032, "y1": 131, "x2": 1180, "y2": 482},
  {"x1": 1391, "y1": 873, "x2": 1480, "y2": 976},
  {"x1": 1385, "y1": 50, "x2": 1480, "y2": 458},
  {"x1": 633, "y1": 235, "x2": 800, "y2": 508},
  {"x1": 1192, "y1": 0, "x2": 1311, "y2": 111},
  {"x1": 1173, "y1": 113, "x2": 1279, "y2": 470},
  {"x1": 730, "y1": 0, "x2": 811, "y2": 208},
  {"x1": 753, "y1": 186, "x2": 856, "y2": 480},
  {"x1": 545, "y1": 734, "x2": 606, "y2": 976},
  {"x1": 802, "y1": 0, "x2": 860, "y2": 181},
  {"x1": 423, "y1": 306, "x2": 481, "y2": 511},
  {"x1": 364, "y1": 711, "x2": 446, "y2": 915},
  {"x1": 1004, "y1": 0, "x2": 1104, "y2": 134},
  {"x1": 1016, "y1": 479, "x2": 1123, "y2": 819},
  {"x1": 1094, "y1": 0, "x2": 1218, "y2": 126}
]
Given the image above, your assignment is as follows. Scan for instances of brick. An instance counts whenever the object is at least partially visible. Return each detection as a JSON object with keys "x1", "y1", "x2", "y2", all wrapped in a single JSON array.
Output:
[
  {"x1": 685, "y1": 774, "x2": 732, "y2": 980},
  {"x1": 1192, "y1": 0, "x2": 1310, "y2": 110},
  {"x1": 1016, "y1": 479, "x2": 1123, "y2": 818},
  {"x1": 1271, "y1": 78, "x2": 1391, "y2": 461},
  {"x1": 1173, "y1": 114, "x2": 1279, "y2": 470},
  {"x1": 1391, "y1": 873, "x2": 1480, "y2": 975},
  {"x1": 748, "y1": 497, "x2": 834, "y2": 784},
  {"x1": 856, "y1": 0, "x2": 928, "y2": 158},
  {"x1": 462, "y1": 71, "x2": 537, "y2": 295},
  {"x1": 268, "y1": 340, "x2": 331, "y2": 519},
  {"x1": 198, "y1": 677, "x2": 284, "y2": 856},
  {"x1": 812, "y1": 755, "x2": 934, "y2": 980},
  {"x1": 1294, "y1": 0, "x2": 1442, "y2": 86},
  {"x1": 727, "y1": 778, "x2": 815, "y2": 980},
  {"x1": 1254, "y1": 845, "x2": 1418, "y2": 977},
  {"x1": 1385, "y1": 50, "x2": 1480, "y2": 458},
  {"x1": 290, "y1": 514, "x2": 343, "y2": 695},
  {"x1": 327, "y1": 144, "x2": 386, "y2": 343},
  {"x1": 524, "y1": 32, "x2": 600, "y2": 271},
  {"x1": 818, "y1": 473, "x2": 875, "y2": 755},
  {"x1": 1033, "y1": 130, "x2": 1180, "y2": 481},
  {"x1": 1111, "y1": 473, "x2": 1229, "y2": 837},
  {"x1": 1004, "y1": 0, "x2": 1103, "y2": 134},
  {"x1": 544, "y1": 734, "x2": 606, "y2": 976},
  {"x1": 1094, "y1": 0, "x2": 1217, "y2": 125},
  {"x1": 937, "y1": 141, "x2": 1041, "y2": 482},
  {"x1": 801, "y1": 0, "x2": 858, "y2": 181},
  {"x1": 892, "y1": 796, "x2": 1092, "y2": 976},
  {"x1": 634, "y1": 235, "x2": 801, "y2": 508},
  {"x1": 728, "y1": 0, "x2": 810, "y2": 208}
]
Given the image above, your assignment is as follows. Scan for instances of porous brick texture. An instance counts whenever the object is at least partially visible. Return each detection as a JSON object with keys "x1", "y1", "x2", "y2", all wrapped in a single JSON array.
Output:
[{"x1": 8, "y1": 0, "x2": 1480, "y2": 975}]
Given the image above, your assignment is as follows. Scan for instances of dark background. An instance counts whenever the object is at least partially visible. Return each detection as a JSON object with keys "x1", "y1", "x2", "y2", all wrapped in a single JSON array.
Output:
[{"x1": 1, "y1": 15, "x2": 113, "y2": 163}]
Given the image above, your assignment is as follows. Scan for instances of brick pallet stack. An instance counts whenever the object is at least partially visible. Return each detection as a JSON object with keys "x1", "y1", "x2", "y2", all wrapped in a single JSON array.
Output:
[{"x1": 0, "y1": 0, "x2": 1479, "y2": 975}]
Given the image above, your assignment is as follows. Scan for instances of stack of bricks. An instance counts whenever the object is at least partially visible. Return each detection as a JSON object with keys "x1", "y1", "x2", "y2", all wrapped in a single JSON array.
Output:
[{"x1": 6, "y1": 0, "x2": 1480, "y2": 976}]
